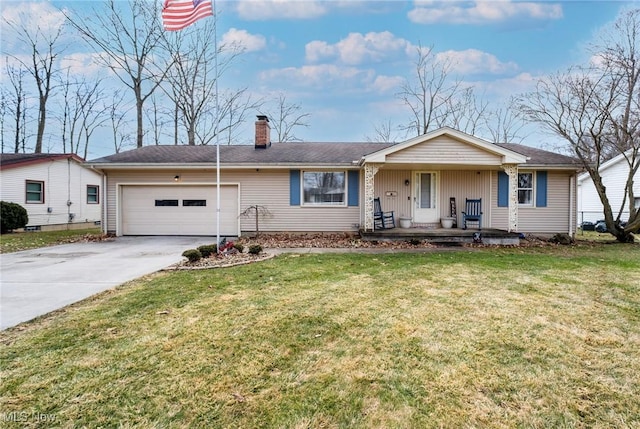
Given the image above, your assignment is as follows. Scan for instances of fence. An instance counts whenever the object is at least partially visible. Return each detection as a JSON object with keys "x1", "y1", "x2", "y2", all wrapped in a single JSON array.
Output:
[{"x1": 578, "y1": 211, "x2": 630, "y2": 234}]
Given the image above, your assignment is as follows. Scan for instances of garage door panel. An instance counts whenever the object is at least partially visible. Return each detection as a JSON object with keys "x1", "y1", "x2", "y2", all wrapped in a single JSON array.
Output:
[{"x1": 121, "y1": 185, "x2": 238, "y2": 236}]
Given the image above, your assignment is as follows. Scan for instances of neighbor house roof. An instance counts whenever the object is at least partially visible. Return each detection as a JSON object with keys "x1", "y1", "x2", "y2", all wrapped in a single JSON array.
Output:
[
  {"x1": 0, "y1": 153, "x2": 85, "y2": 170},
  {"x1": 577, "y1": 150, "x2": 636, "y2": 183}
]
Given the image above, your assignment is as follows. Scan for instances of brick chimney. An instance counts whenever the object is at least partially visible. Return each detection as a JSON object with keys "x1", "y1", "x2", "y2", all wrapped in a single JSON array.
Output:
[{"x1": 255, "y1": 115, "x2": 271, "y2": 149}]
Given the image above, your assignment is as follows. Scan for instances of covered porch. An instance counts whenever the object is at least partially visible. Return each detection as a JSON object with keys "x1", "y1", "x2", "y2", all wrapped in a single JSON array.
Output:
[{"x1": 359, "y1": 128, "x2": 527, "y2": 235}]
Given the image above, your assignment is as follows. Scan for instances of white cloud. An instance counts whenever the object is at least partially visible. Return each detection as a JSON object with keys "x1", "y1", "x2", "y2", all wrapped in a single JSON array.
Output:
[
  {"x1": 59, "y1": 53, "x2": 109, "y2": 77},
  {"x1": 235, "y1": 0, "x2": 327, "y2": 21},
  {"x1": 306, "y1": 31, "x2": 413, "y2": 65},
  {"x1": 1, "y1": 1, "x2": 67, "y2": 48},
  {"x1": 259, "y1": 64, "x2": 373, "y2": 87},
  {"x1": 221, "y1": 28, "x2": 267, "y2": 52},
  {"x1": 471, "y1": 72, "x2": 538, "y2": 98},
  {"x1": 408, "y1": 0, "x2": 563, "y2": 25},
  {"x1": 371, "y1": 75, "x2": 405, "y2": 93},
  {"x1": 435, "y1": 49, "x2": 519, "y2": 75}
]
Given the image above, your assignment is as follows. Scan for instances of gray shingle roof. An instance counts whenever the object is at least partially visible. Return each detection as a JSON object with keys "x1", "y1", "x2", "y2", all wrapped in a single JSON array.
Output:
[
  {"x1": 88, "y1": 143, "x2": 395, "y2": 165},
  {"x1": 494, "y1": 143, "x2": 579, "y2": 166},
  {"x1": 87, "y1": 141, "x2": 579, "y2": 168}
]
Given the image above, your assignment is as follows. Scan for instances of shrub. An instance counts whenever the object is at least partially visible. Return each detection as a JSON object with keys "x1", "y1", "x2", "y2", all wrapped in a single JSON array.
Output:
[
  {"x1": 1, "y1": 201, "x2": 29, "y2": 234},
  {"x1": 197, "y1": 244, "x2": 217, "y2": 258},
  {"x1": 248, "y1": 244, "x2": 263, "y2": 255},
  {"x1": 233, "y1": 243, "x2": 244, "y2": 253},
  {"x1": 182, "y1": 249, "x2": 202, "y2": 263}
]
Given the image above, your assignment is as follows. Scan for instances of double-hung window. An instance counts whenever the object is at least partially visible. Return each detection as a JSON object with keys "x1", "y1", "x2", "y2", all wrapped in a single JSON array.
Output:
[
  {"x1": 517, "y1": 172, "x2": 534, "y2": 205},
  {"x1": 303, "y1": 171, "x2": 346, "y2": 206},
  {"x1": 26, "y1": 180, "x2": 44, "y2": 203},
  {"x1": 87, "y1": 185, "x2": 99, "y2": 204}
]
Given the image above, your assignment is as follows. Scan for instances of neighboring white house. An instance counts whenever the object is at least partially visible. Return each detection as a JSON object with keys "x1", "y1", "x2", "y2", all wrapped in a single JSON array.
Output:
[
  {"x1": 0, "y1": 153, "x2": 103, "y2": 231},
  {"x1": 577, "y1": 151, "x2": 640, "y2": 224}
]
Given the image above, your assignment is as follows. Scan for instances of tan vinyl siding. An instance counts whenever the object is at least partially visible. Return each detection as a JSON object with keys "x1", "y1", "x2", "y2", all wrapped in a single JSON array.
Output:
[
  {"x1": 386, "y1": 135, "x2": 502, "y2": 165},
  {"x1": 490, "y1": 171, "x2": 510, "y2": 230},
  {"x1": 519, "y1": 172, "x2": 573, "y2": 233},
  {"x1": 440, "y1": 170, "x2": 492, "y2": 227},
  {"x1": 373, "y1": 170, "x2": 413, "y2": 220},
  {"x1": 490, "y1": 170, "x2": 575, "y2": 234},
  {"x1": 104, "y1": 169, "x2": 360, "y2": 234},
  {"x1": 236, "y1": 170, "x2": 360, "y2": 233},
  {"x1": 372, "y1": 169, "x2": 492, "y2": 226}
]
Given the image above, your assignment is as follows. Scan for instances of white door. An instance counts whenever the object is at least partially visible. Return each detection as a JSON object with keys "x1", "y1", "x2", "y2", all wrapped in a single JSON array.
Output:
[
  {"x1": 413, "y1": 172, "x2": 438, "y2": 223},
  {"x1": 121, "y1": 185, "x2": 238, "y2": 236}
]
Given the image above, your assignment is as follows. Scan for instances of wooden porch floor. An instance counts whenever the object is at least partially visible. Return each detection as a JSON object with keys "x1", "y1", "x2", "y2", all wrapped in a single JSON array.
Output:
[{"x1": 360, "y1": 227, "x2": 521, "y2": 245}]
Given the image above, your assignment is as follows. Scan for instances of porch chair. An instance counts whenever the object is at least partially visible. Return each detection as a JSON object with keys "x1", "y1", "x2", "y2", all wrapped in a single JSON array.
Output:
[
  {"x1": 374, "y1": 197, "x2": 395, "y2": 230},
  {"x1": 462, "y1": 198, "x2": 483, "y2": 230}
]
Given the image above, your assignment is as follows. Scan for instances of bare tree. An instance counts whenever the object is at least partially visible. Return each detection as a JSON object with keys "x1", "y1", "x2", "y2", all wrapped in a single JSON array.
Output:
[
  {"x1": 518, "y1": 8, "x2": 640, "y2": 242},
  {"x1": 0, "y1": 86, "x2": 5, "y2": 152},
  {"x1": 107, "y1": 90, "x2": 134, "y2": 153},
  {"x1": 162, "y1": 21, "x2": 217, "y2": 146},
  {"x1": 144, "y1": 94, "x2": 170, "y2": 146},
  {"x1": 162, "y1": 20, "x2": 258, "y2": 146},
  {"x1": 437, "y1": 86, "x2": 489, "y2": 135},
  {"x1": 261, "y1": 93, "x2": 310, "y2": 142},
  {"x1": 4, "y1": 60, "x2": 29, "y2": 153},
  {"x1": 219, "y1": 88, "x2": 262, "y2": 145},
  {"x1": 76, "y1": 80, "x2": 108, "y2": 159},
  {"x1": 57, "y1": 69, "x2": 73, "y2": 153},
  {"x1": 3, "y1": 17, "x2": 65, "y2": 153},
  {"x1": 397, "y1": 44, "x2": 462, "y2": 137},
  {"x1": 366, "y1": 119, "x2": 402, "y2": 143},
  {"x1": 484, "y1": 97, "x2": 527, "y2": 144},
  {"x1": 65, "y1": 0, "x2": 169, "y2": 149}
]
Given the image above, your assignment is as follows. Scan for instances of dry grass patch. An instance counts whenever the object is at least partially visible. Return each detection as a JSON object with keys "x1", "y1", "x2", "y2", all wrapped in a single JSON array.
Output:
[{"x1": 1, "y1": 244, "x2": 639, "y2": 428}]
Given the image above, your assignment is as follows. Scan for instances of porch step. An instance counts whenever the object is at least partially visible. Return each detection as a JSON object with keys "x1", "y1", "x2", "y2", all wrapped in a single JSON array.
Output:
[{"x1": 360, "y1": 228, "x2": 520, "y2": 246}]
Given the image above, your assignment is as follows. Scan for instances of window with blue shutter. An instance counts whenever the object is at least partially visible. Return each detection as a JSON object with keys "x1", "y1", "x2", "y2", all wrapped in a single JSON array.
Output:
[
  {"x1": 290, "y1": 170, "x2": 300, "y2": 206},
  {"x1": 536, "y1": 171, "x2": 547, "y2": 207},
  {"x1": 497, "y1": 172, "x2": 509, "y2": 207},
  {"x1": 347, "y1": 170, "x2": 359, "y2": 206}
]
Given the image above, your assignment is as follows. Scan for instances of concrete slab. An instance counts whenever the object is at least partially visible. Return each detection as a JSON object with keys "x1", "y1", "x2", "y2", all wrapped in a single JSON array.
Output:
[{"x1": 0, "y1": 236, "x2": 215, "y2": 330}]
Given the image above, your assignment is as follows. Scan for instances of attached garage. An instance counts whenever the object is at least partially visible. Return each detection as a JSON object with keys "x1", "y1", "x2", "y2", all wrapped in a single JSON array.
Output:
[{"x1": 120, "y1": 185, "x2": 239, "y2": 236}]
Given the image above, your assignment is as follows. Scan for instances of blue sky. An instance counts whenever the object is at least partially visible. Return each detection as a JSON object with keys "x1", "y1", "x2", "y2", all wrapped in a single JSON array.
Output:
[{"x1": 0, "y1": 1, "x2": 634, "y2": 158}]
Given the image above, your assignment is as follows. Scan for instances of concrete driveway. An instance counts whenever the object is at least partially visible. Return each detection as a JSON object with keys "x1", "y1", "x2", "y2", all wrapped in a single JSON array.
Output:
[{"x1": 0, "y1": 236, "x2": 215, "y2": 330}]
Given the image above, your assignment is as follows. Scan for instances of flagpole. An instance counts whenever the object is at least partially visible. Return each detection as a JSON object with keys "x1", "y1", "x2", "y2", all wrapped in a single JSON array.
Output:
[{"x1": 214, "y1": 0, "x2": 221, "y2": 252}]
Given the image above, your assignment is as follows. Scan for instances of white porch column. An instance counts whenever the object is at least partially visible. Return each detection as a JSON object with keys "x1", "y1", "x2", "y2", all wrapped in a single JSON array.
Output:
[
  {"x1": 363, "y1": 163, "x2": 380, "y2": 231},
  {"x1": 503, "y1": 164, "x2": 518, "y2": 232}
]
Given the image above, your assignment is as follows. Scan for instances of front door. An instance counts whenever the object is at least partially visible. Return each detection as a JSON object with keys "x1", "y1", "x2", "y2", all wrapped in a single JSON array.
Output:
[{"x1": 413, "y1": 171, "x2": 438, "y2": 223}]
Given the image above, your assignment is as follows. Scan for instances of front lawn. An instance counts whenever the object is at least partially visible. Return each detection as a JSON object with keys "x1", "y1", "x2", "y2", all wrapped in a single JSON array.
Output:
[
  {"x1": 1, "y1": 244, "x2": 639, "y2": 427},
  {"x1": 0, "y1": 228, "x2": 103, "y2": 253}
]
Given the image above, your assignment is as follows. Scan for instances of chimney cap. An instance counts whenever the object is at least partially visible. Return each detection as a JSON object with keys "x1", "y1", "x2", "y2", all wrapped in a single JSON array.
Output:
[{"x1": 256, "y1": 115, "x2": 269, "y2": 122}]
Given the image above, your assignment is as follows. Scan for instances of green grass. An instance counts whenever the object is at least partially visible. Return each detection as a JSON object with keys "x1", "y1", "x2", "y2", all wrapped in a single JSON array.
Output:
[
  {"x1": 0, "y1": 228, "x2": 103, "y2": 253},
  {"x1": 1, "y1": 244, "x2": 639, "y2": 428}
]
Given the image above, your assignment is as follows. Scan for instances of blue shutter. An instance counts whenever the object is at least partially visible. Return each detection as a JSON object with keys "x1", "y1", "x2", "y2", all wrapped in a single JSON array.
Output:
[
  {"x1": 290, "y1": 170, "x2": 300, "y2": 206},
  {"x1": 498, "y1": 171, "x2": 509, "y2": 207},
  {"x1": 536, "y1": 171, "x2": 547, "y2": 207},
  {"x1": 347, "y1": 170, "x2": 359, "y2": 206}
]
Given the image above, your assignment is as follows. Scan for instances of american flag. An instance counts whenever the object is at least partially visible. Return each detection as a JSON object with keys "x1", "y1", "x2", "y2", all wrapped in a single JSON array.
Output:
[{"x1": 162, "y1": 0, "x2": 213, "y2": 32}]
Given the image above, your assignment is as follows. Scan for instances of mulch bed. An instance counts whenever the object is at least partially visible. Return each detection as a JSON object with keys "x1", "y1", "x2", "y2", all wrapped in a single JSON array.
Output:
[{"x1": 170, "y1": 232, "x2": 577, "y2": 270}]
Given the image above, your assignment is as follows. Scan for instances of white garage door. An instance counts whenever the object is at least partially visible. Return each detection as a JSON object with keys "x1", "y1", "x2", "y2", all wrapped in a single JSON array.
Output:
[{"x1": 121, "y1": 185, "x2": 238, "y2": 236}]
